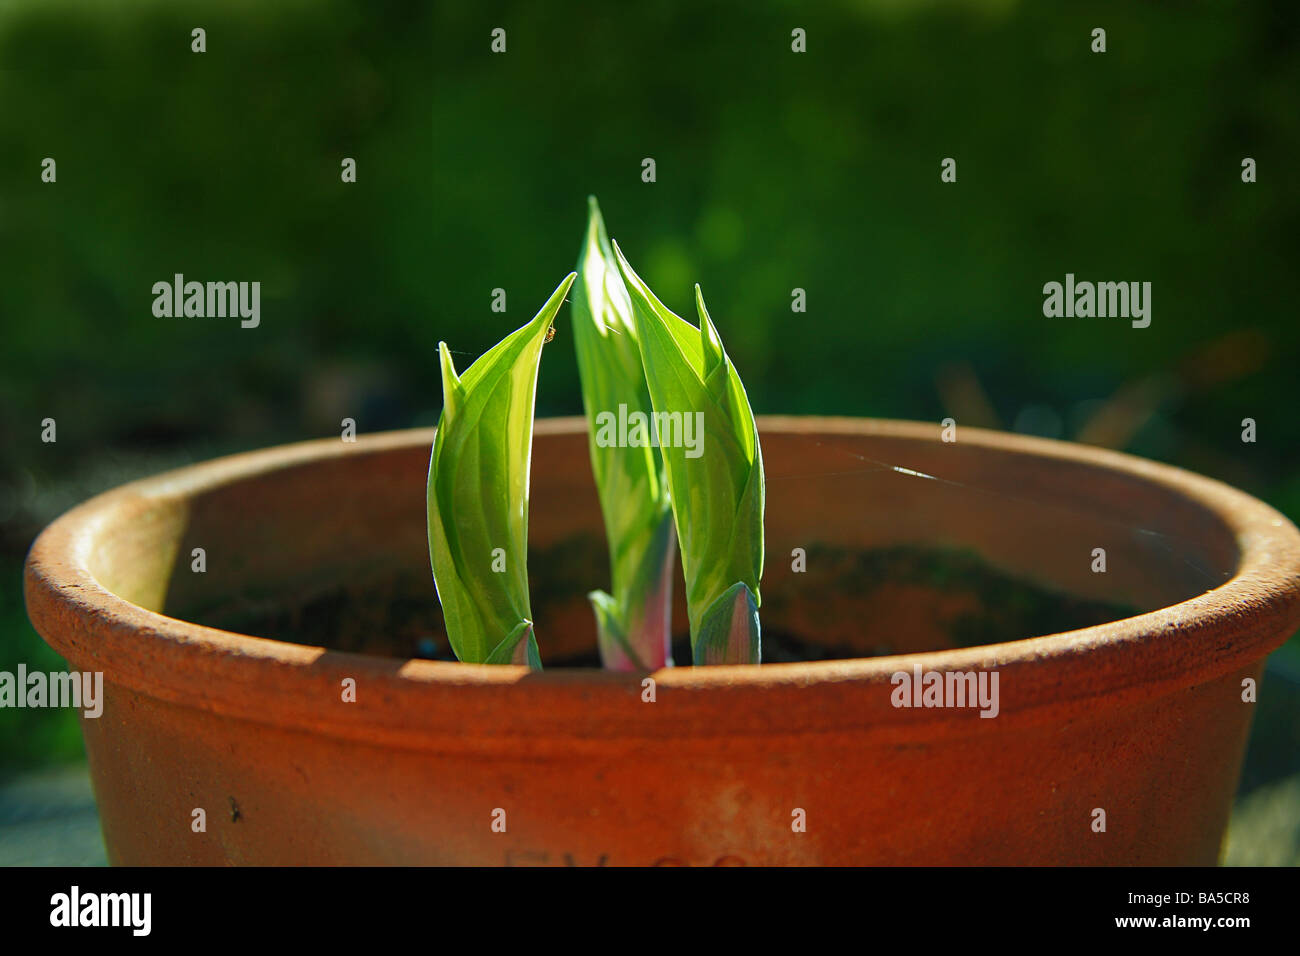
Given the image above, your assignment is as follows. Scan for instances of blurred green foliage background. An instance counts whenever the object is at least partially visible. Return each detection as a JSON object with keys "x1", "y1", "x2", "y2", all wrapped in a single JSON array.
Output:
[{"x1": 1, "y1": 0, "x2": 1297, "y2": 858}]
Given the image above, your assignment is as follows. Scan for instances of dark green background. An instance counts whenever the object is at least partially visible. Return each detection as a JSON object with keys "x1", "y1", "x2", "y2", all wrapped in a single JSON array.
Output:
[{"x1": 1, "y1": 0, "x2": 1297, "y2": 858}]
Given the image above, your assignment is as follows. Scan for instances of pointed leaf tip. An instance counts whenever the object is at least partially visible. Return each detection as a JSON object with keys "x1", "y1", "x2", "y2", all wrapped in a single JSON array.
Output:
[
  {"x1": 437, "y1": 342, "x2": 462, "y2": 418},
  {"x1": 539, "y1": 272, "x2": 578, "y2": 316},
  {"x1": 695, "y1": 286, "x2": 725, "y2": 379}
]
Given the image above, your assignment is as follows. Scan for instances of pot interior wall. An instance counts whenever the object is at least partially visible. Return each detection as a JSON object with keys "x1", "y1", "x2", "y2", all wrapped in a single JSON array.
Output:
[{"x1": 84, "y1": 425, "x2": 1239, "y2": 663}]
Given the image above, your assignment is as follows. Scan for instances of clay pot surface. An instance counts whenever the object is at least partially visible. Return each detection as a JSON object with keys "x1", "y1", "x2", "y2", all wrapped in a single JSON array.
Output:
[{"x1": 24, "y1": 417, "x2": 1300, "y2": 864}]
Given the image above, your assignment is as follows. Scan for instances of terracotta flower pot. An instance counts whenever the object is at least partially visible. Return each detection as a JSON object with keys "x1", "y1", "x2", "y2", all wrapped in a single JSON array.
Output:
[{"x1": 24, "y1": 417, "x2": 1300, "y2": 865}]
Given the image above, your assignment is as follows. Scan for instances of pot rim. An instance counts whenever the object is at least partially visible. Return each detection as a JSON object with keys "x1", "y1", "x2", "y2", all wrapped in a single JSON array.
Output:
[{"x1": 23, "y1": 417, "x2": 1300, "y2": 745}]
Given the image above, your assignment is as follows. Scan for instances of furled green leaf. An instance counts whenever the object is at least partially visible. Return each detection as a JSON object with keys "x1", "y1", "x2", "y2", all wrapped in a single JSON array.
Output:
[
  {"x1": 612, "y1": 242, "x2": 764, "y2": 665},
  {"x1": 572, "y1": 197, "x2": 676, "y2": 670},
  {"x1": 427, "y1": 273, "x2": 576, "y2": 667}
]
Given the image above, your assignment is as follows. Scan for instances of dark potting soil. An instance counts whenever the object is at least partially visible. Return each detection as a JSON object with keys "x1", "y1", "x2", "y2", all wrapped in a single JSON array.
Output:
[{"x1": 195, "y1": 538, "x2": 1139, "y2": 666}]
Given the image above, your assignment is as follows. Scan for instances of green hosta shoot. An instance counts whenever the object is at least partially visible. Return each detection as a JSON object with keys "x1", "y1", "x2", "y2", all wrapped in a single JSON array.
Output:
[
  {"x1": 426, "y1": 204, "x2": 766, "y2": 669},
  {"x1": 612, "y1": 243, "x2": 765, "y2": 665},
  {"x1": 571, "y1": 197, "x2": 677, "y2": 670},
  {"x1": 427, "y1": 274, "x2": 576, "y2": 668}
]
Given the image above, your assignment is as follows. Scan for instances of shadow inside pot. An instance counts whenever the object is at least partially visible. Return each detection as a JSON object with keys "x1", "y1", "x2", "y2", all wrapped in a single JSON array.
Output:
[{"x1": 119, "y1": 424, "x2": 1238, "y2": 667}]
